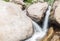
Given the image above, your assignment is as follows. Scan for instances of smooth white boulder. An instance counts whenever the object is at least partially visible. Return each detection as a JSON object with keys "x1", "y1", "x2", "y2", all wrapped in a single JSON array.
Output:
[{"x1": 0, "y1": 1, "x2": 33, "y2": 41}]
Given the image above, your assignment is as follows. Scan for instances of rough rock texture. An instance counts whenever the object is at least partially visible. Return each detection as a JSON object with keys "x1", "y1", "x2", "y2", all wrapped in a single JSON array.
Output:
[
  {"x1": 27, "y1": 2, "x2": 48, "y2": 22},
  {"x1": 0, "y1": 1, "x2": 33, "y2": 41},
  {"x1": 10, "y1": 0, "x2": 25, "y2": 5}
]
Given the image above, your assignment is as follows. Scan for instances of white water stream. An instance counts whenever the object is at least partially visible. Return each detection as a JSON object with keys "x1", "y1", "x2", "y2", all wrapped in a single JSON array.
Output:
[{"x1": 25, "y1": 6, "x2": 51, "y2": 41}]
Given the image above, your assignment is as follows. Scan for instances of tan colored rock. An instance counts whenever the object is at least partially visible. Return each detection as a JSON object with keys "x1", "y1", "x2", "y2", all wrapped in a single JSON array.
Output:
[
  {"x1": 51, "y1": 35, "x2": 60, "y2": 41},
  {"x1": 53, "y1": 0, "x2": 60, "y2": 10},
  {"x1": 51, "y1": 31, "x2": 60, "y2": 41},
  {"x1": 54, "y1": 4, "x2": 60, "y2": 24},
  {"x1": 27, "y1": 2, "x2": 48, "y2": 22},
  {"x1": 0, "y1": 1, "x2": 33, "y2": 41},
  {"x1": 53, "y1": 0, "x2": 60, "y2": 24}
]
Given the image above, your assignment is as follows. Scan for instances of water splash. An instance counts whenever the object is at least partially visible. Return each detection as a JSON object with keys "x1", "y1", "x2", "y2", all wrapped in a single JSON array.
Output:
[{"x1": 25, "y1": 6, "x2": 51, "y2": 41}]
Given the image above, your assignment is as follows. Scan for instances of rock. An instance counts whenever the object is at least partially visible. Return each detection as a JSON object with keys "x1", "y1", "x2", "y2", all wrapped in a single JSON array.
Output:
[
  {"x1": 51, "y1": 31, "x2": 60, "y2": 41},
  {"x1": 53, "y1": 0, "x2": 60, "y2": 24},
  {"x1": 54, "y1": 3, "x2": 60, "y2": 24},
  {"x1": 53, "y1": 0, "x2": 60, "y2": 10},
  {"x1": 27, "y1": 2, "x2": 48, "y2": 22},
  {"x1": 0, "y1": 1, "x2": 33, "y2": 41},
  {"x1": 10, "y1": 0, "x2": 25, "y2": 5},
  {"x1": 51, "y1": 35, "x2": 60, "y2": 41}
]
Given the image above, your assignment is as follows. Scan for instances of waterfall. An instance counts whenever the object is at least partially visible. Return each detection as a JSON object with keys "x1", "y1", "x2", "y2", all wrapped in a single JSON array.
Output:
[
  {"x1": 42, "y1": 6, "x2": 51, "y2": 31},
  {"x1": 25, "y1": 6, "x2": 51, "y2": 41},
  {"x1": 32, "y1": 21, "x2": 42, "y2": 32}
]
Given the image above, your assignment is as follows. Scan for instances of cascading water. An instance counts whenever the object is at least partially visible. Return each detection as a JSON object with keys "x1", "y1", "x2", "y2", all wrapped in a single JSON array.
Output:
[
  {"x1": 32, "y1": 21, "x2": 42, "y2": 32},
  {"x1": 42, "y1": 6, "x2": 51, "y2": 31},
  {"x1": 25, "y1": 6, "x2": 51, "y2": 41}
]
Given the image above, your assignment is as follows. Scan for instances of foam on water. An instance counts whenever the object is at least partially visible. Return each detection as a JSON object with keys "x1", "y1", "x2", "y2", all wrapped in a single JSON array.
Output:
[{"x1": 25, "y1": 6, "x2": 51, "y2": 41}]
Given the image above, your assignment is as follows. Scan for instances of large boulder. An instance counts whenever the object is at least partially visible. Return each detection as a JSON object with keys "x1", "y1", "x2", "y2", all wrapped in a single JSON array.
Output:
[
  {"x1": 54, "y1": 5, "x2": 60, "y2": 24},
  {"x1": 27, "y1": 2, "x2": 48, "y2": 22},
  {"x1": 53, "y1": 0, "x2": 60, "y2": 24},
  {"x1": 0, "y1": 1, "x2": 33, "y2": 41}
]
